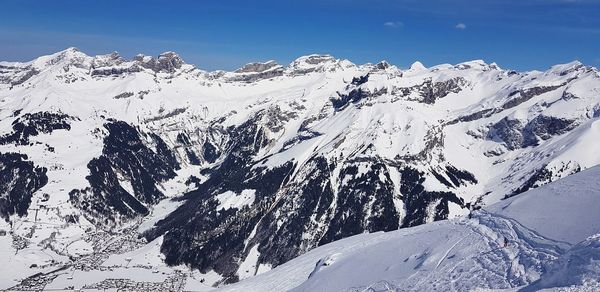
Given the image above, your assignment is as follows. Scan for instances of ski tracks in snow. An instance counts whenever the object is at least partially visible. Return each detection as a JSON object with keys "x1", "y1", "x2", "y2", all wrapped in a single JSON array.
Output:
[
  {"x1": 352, "y1": 211, "x2": 568, "y2": 291},
  {"x1": 435, "y1": 235, "x2": 467, "y2": 269}
]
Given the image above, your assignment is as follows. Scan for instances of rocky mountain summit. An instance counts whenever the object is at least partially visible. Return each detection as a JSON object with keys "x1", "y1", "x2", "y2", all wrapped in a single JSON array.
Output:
[{"x1": 0, "y1": 48, "x2": 599, "y2": 289}]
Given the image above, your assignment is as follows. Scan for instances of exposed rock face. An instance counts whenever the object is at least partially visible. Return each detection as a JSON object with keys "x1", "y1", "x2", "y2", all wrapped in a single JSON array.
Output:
[
  {"x1": 0, "y1": 152, "x2": 48, "y2": 220},
  {"x1": 394, "y1": 77, "x2": 468, "y2": 104},
  {"x1": 452, "y1": 84, "x2": 569, "y2": 125},
  {"x1": 156, "y1": 52, "x2": 185, "y2": 73},
  {"x1": 287, "y1": 54, "x2": 344, "y2": 75},
  {"x1": 113, "y1": 92, "x2": 134, "y2": 99},
  {"x1": 351, "y1": 74, "x2": 369, "y2": 86},
  {"x1": 332, "y1": 88, "x2": 370, "y2": 110},
  {"x1": 228, "y1": 61, "x2": 284, "y2": 82},
  {"x1": 91, "y1": 65, "x2": 143, "y2": 77},
  {"x1": 502, "y1": 84, "x2": 566, "y2": 110},
  {"x1": 133, "y1": 52, "x2": 185, "y2": 73},
  {"x1": 508, "y1": 166, "x2": 554, "y2": 198},
  {"x1": 40, "y1": 47, "x2": 90, "y2": 69},
  {"x1": 0, "y1": 67, "x2": 40, "y2": 86},
  {"x1": 489, "y1": 115, "x2": 578, "y2": 150},
  {"x1": 235, "y1": 61, "x2": 280, "y2": 73},
  {"x1": 304, "y1": 55, "x2": 335, "y2": 65},
  {"x1": 90, "y1": 51, "x2": 186, "y2": 76},
  {"x1": 375, "y1": 61, "x2": 391, "y2": 70},
  {"x1": 526, "y1": 115, "x2": 579, "y2": 141},
  {"x1": 331, "y1": 74, "x2": 391, "y2": 110},
  {"x1": 91, "y1": 52, "x2": 124, "y2": 68}
]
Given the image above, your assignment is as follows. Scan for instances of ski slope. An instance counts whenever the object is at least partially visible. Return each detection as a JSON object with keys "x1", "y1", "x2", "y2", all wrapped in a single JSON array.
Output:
[{"x1": 224, "y1": 166, "x2": 600, "y2": 291}]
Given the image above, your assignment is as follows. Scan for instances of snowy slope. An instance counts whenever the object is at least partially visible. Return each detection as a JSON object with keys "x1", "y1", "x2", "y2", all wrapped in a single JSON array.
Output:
[
  {"x1": 1, "y1": 48, "x2": 599, "y2": 290},
  {"x1": 224, "y1": 165, "x2": 600, "y2": 291}
]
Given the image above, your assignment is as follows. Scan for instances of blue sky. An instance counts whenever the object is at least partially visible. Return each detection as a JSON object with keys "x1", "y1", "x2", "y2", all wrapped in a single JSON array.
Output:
[{"x1": 1, "y1": 0, "x2": 599, "y2": 71}]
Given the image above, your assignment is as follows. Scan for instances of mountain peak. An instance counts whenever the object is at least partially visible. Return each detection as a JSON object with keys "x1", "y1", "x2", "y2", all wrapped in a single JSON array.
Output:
[
  {"x1": 31, "y1": 47, "x2": 91, "y2": 70},
  {"x1": 158, "y1": 51, "x2": 183, "y2": 62},
  {"x1": 376, "y1": 60, "x2": 391, "y2": 70},
  {"x1": 63, "y1": 46, "x2": 81, "y2": 53},
  {"x1": 404, "y1": 61, "x2": 428, "y2": 75},
  {"x1": 157, "y1": 51, "x2": 185, "y2": 70},
  {"x1": 53, "y1": 47, "x2": 88, "y2": 59}
]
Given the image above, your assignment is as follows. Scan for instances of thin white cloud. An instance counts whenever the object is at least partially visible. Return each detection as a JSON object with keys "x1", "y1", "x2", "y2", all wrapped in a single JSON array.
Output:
[
  {"x1": 384, "y1": 21, "x2": 403, "y2": 28},
  {"x1": 455, "y1": 23, "x2": 467, "y2": 30}
]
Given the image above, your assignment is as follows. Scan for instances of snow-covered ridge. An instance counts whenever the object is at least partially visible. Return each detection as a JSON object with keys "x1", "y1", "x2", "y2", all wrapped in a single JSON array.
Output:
[
  {"x1": 2, "y1": 47, "x2": 593, "y2": 88},
  {"x1": 0, "y1": 48, "x2": 460, "y2": 85},
  {"x1": 0, "y1": 48, "x2": 347, "y2": 83}
]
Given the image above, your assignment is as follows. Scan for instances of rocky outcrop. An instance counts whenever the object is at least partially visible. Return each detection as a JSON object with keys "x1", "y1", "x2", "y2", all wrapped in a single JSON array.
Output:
[
  {"x1": 331, "y1": 74, "x2": 388, "y2": 110},
  {"x1": 228, "y1": 61, "x2": 284, "y2": 82},
  {"x1": 394, "y1": 77, "x2": 468, "y2": 104},
  {"x1": 502, "y1": 84, "x2": 565, "y2": 110},
  {"x1": 489, "y1": 115, "x2": 578, "y2": 150},
  {"x1": 286, "y1": 54, "x2": 346, "y2": 75},
  {"x1": 91, "y1": 52, "x2": 124, "y2": 68},
  {"x1": 91, "y1": 65, "x2": 143, "y2": 77},
  {"x1": 235, "y1": 61, "x2": 280, "y2": 73},
  {"x1": 156, "y1": 52, "x2": 185, "y2": 72},
  {"x1": 1, "y1": 67, "x2": 40, "y2": 86},
  {"x1": 133, "y1": 52, "x2": 185, "y2": 73}
]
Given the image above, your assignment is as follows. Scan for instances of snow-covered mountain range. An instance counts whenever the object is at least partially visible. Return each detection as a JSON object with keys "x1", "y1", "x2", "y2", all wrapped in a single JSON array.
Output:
[{"x1": 1, "y1": 47, "x2": 599, "y2": 290}]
